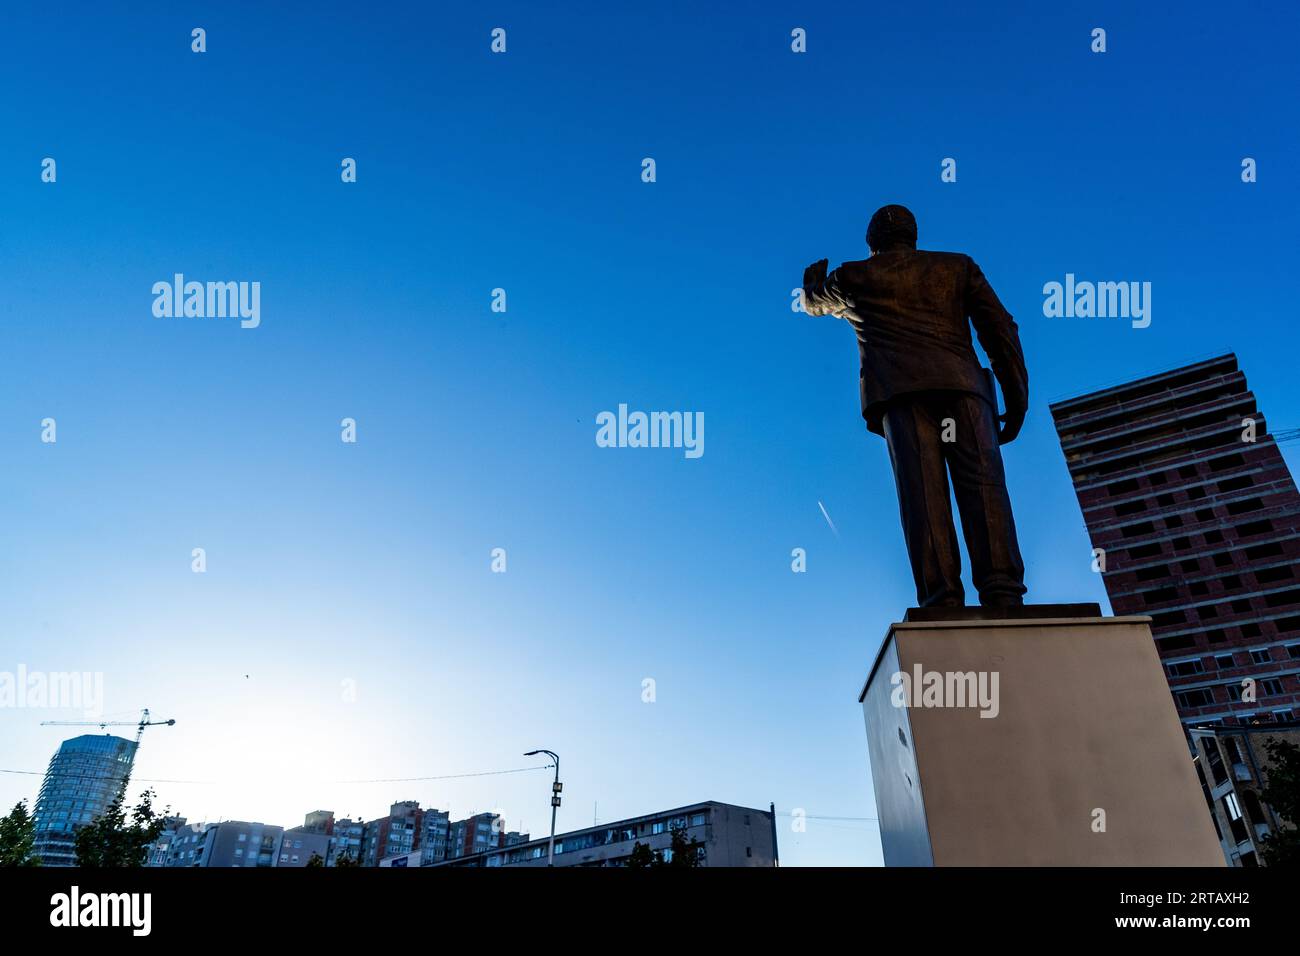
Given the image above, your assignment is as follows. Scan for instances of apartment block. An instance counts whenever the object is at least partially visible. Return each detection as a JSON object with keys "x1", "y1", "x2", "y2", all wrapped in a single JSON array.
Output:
[
  {"x1": 1051, "y1": 354, "x2": 1300, "y2": 729},
  {"x1": 1191, "y1": 721, "x2": 1300, "y2": 866},
  {"x1": 422, "y1": 801, "x2": 777, "y2": 868}
]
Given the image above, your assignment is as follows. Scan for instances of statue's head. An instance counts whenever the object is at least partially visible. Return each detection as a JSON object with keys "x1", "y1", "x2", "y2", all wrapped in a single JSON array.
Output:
[{"x1": 866, "y1": 204, "x2": 918, "y2": 253}]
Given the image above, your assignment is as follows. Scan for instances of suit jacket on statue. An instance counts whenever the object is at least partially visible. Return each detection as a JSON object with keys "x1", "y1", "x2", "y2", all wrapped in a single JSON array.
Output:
[{"x1": 803, "y1": 248, "x2": 1028, "y2": 436}]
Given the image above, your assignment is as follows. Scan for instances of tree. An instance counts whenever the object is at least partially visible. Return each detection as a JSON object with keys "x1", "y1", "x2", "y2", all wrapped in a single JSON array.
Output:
[
  {"x1": 74, "y1": 789, "x2": 168, "y2": 868},
  {"x1": 0, "y1": 801, "x2": 40, "y2": 867},
  {"x1": 1258, "y1": 736, "x2": 1300, "y2": 866},
  {"x1": 626, "y1": 841, "x2": 657, "y2": 868},
  {"x1": 663, "y1": 825, "x2": 704, "y2": 868},
  {"x1": 333, "y1": 850, "x2": 360, "y2": 868},
  {"x1": 305, "y1": 851, "x2": 325, "y2": 868},
  {"x1": 625, "y1": 827, "x2": 703, "y2": 868}
]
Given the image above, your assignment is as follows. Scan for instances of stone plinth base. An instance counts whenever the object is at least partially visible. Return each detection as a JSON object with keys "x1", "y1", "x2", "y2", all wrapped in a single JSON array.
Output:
[{"x1": 859, "y1": 611, "x2": 1224, "y2": 866}]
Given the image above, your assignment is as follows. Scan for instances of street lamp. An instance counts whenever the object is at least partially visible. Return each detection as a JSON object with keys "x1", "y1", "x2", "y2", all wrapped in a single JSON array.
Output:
[{"x1": 524, "y1": 749, "x2": 561, "y2": 866}]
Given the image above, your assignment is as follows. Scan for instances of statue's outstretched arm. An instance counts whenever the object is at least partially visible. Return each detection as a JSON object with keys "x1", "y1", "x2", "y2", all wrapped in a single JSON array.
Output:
[{"x1": 803, "y1": 258, "x2": 850, "y2": 318}]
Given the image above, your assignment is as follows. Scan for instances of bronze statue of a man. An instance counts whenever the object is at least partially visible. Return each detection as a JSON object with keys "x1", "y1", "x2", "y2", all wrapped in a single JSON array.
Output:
[{"x1": 803, "y1": 204, "x2": 1028, "y2": 608}]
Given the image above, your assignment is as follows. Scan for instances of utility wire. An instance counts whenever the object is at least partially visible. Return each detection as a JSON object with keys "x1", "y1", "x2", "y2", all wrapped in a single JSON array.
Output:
[
  {"x1": 0, "y1": 769, "x2": 212, "y2": 785},
  {"x1": 0, "y1": 763, "x2": 553, "y2": 788},
  {"x1": 773, "y1": 808, "x2": 880, "y2": 823},
  {"x1": 326, "y1": 765, "x2": 552, "y2": 784}
]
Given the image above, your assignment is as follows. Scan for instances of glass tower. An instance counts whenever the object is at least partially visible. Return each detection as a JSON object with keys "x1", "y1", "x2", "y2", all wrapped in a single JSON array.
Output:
[{"x1": 32, "y1": 733, "x2": 137, "y2": 866}]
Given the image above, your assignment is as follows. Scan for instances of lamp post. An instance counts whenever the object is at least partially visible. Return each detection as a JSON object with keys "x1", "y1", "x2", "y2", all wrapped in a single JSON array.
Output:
[{"x1": 524, "y1": 749, "x2": 560, "y2": 866}]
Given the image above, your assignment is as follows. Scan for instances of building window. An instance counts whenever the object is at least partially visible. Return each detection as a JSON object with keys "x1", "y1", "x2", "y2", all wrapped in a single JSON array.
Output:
[
  {"x1": 1215, "y1": 654, "x2": 1236, "y2": 669},
  {"x1": 1137, "y1": 565, "x2": 1171, "y2": 582},
  {"x1": 1208, "y1": 454, "x2": 1244, "y2": 473},
  {"x1": 1265, "y1": 588, "x2": 1300, "y2": 608},
  {"x1": 1250, "y1": 649, "x2": 1272, "y2": 665},
  {"x1": 1224, "y1": 792, "x2": 1243, "y2": 822},
  {"x1": 1246, "y1": 542, "x2": 1284, "y2": 560},
  {"x1": 1143, "y1": 586, "x2": 1179, "y2": 604},
  {"x1": 1176, "y1": 688, "x2": 1215, "y2": 708},
  {"x1": 1257, "y1": 566, "x2": 1295, "y2": 585}
]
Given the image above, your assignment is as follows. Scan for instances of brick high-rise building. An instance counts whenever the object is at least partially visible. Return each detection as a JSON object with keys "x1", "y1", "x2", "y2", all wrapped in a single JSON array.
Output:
[
  {"x1": 360, "y1": 800, "x2": 424, "y2": 866},
  {"x1": 1051, "y1": 354, "x2": 1300, "y2": 731}
]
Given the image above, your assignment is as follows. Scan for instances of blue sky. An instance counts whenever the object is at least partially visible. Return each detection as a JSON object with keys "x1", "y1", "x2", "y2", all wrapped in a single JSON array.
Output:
[{"x1": 1, "y1": 1, "x2": 1297, "y2": 866}]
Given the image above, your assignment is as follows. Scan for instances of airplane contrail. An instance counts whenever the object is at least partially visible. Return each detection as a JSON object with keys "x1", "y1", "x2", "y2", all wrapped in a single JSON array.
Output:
[{"x1": 817, "y1": 500, "x2": 839, "y2": 538}]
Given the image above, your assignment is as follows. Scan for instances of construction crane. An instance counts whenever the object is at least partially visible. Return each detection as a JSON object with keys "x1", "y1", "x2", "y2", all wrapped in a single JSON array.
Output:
[{"x1": 40, "y1": 708, "x2": 176, "y2": 793}]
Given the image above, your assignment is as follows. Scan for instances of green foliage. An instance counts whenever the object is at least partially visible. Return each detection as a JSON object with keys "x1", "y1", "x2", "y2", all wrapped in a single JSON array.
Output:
[
  {"x1": 663, "y1": 825, "x2": 704, "y2": 868},
  {"x1": 626, "y1": 841, "x2": 657, "y2": 868},
  {"x1": 333, "y1": 850, "x2": 360, "y2": 868},
  {"x1": 625, "y1": 827, "x2": 704, "y2": 868},
  {"x1": 1258, "y1": 737, "x2": 1300, "y2": 867},
  {"x1": 305, "y1": 851, "x2": 325, "y2": 868},
  {"x1": 0, "y1": 801, "x2": 41, "y2": 867},
  {"x1": 73, "y1": 789, "x2": 168, "y2": 868}
]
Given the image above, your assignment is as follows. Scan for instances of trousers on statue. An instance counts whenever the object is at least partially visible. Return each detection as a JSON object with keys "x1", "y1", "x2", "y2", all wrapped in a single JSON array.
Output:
[{"x1": 881, "y1": 390, "x2": 1027, "y2": 608}]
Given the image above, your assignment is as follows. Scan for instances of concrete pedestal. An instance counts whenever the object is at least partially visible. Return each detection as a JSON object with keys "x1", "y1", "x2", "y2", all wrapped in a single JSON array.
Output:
[{"x1": 859, "y1": 608, "x2": 1224, "y2": 866}]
